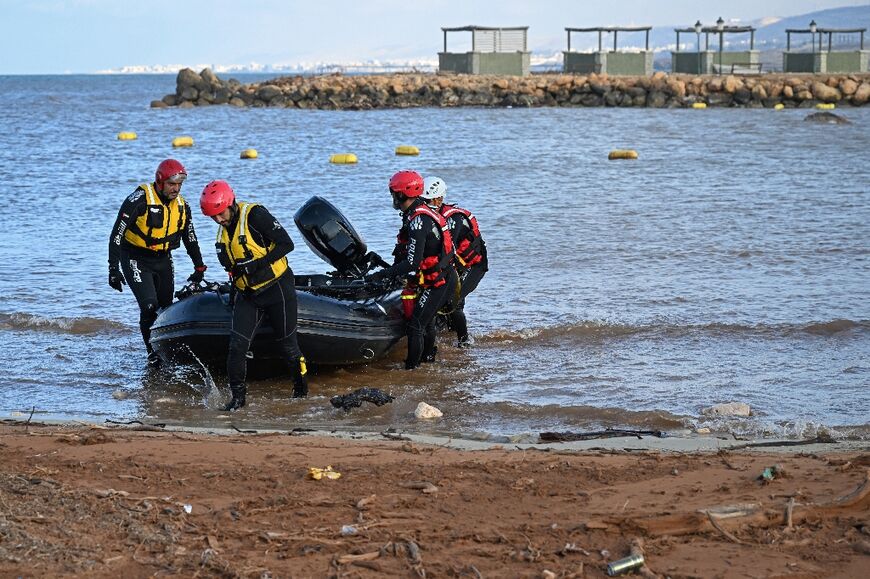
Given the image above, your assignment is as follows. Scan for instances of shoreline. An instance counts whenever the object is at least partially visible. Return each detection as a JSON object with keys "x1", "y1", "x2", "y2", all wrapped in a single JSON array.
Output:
[
  {"x1": 153, "y1": 67, "x2": 870, "y2": 110},
  {"x1": 1, "y1": 421, "x2": 868, "y2": 577}
]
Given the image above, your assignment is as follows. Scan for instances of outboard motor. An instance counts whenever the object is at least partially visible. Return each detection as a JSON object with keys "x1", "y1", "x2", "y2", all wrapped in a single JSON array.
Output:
[{"x1": 294, "y1": 196, "x2": 380, "y2": 277}]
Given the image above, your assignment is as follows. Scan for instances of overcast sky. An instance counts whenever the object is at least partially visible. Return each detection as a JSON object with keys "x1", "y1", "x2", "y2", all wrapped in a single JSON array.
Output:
[{"x1": 0, "y1": 0, "x2": 858, "y2": 73}]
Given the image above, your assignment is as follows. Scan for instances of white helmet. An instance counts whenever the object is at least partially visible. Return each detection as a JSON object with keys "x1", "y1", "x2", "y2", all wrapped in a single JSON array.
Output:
[{"x1": 422, "y1": 176, "x2": 447, "y2": 201}]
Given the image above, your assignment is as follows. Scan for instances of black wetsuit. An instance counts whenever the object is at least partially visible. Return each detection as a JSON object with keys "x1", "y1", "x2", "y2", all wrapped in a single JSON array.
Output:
[
  {"x1": 444, "y1": 209, "x2": 488, "y2": 344},
  {"x1": 108, "y1": 186, "x2": 204, "y2": 355},
  {"x1": 222, "y1": 205, "x2": 305, "y2": 392},
  {"x1": 377, "y1": 199, "x2": 458, "y2": 369}
]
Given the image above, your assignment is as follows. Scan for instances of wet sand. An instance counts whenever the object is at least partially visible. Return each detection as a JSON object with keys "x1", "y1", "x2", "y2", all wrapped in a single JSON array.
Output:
[{"x1": 1, "y1": 422, "x2": 868, "y2": 578}]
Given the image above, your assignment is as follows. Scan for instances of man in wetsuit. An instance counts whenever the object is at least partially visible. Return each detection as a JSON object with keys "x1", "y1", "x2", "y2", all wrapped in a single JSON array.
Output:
[
  {"x1": 366, "y1": 170, "x2": 458, "y2": 369},
  {"x1": 421, "y1": 176, "x2": 488, "y2": 347},
  {"x1": 108, "y1": 159, "x2": 207, "y2": 366},
  {"x1": 200, "y1": 180, "x2": 308, "y2": 411}
]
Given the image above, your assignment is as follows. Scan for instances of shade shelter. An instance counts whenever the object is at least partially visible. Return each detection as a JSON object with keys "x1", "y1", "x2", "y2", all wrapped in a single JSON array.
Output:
[
  {"x1": 783, "y1": 24, "x2": 868, "y2": 73},
  {"x1": 438, "y1": 26, "x2": 530, "y2": 76},
  {"x1": 671, "y1": 18, "x2": 760, "y2": 75},
  {"x1": 562, "y1": 27, "x2": 654, "y2": 75}
]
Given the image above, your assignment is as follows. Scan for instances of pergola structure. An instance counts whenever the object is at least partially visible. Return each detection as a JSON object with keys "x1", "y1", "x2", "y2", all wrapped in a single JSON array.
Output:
[
  {"x1": 563, "y1": 26, "x2": 653, "y2": 75},
  {"x1": 671, "y1": 18, "x2": 760, "y2": 75},
  {"x1": 783, "y1": 24, "x2": 868, "y2": 73},
  {"x1": 438, "y1": 26, "x2": 530, "y2": 76}
]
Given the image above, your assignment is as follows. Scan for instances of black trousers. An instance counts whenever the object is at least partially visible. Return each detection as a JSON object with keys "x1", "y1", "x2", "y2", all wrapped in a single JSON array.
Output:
[
  {"x1": 448, "y1": 260, "x2": 487, "y2": 342},
  {"x1": 120, "y1": 248, "x2": 174, "y2": 353},
  {"x1": 228, "y1": 273, "x2": 303, "y2": 386},
  {"x1": 406, "y1": 267, "x2": 458, "y2": 369}
]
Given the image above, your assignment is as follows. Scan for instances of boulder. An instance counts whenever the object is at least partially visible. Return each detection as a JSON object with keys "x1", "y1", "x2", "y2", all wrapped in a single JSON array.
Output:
[
  {"x1": 256, "y1": 84, "x2": 283, "y2": 101},
  {"x1": 812, "y1": 82, "x2": 841, "y2": 103},
  {"x1": 176, "y1": 68, "x2": 202, "y2": 96},
  {"x1": 702, "y1": 402, "x2": 751, "y2": 417},
  {"x1": 839, "y1": 78, "x2": 858, "y2": 96},
  {"x1": 723, "y1": 75, "x2": 742, "y2": 94},
  {"x1": 161, "y1": 94, "x2": 178, "y2": 106},
  {"x1": 646, "y1": 90, "x2": 667, "y2": 108},
  {"x1": 852, "y1": 83, "x2": 870, "y2": 105},
  {"x1": 414, "y1": 402, "x2": 443, "y2": 419},
  {"x1": 180, "y1": 86, "x2": 199, "y2": 101},
  {"x1": 783, "y1": 85, "x2": 794, "y2": 99},
  {"x1": 200, "y1": 68, "x2": 220, "y2": 86},
  {"x1": 149, "y1": 100, "x2": 168, "y2": 108},
  {"x1": 804, "y1": 111, "x2": 851, "y2": 124}
]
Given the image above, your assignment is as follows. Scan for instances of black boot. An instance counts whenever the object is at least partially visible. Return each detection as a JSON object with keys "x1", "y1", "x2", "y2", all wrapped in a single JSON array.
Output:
[
  {"x1": 222, "y1": 383, "x2": 246, "y2": 411},
  {"x1": 422, "y1": 346, "x2": 438, "y2": 363},
  {"x1": 291, "y1": 357, "x2": 309, "y2": 398}
]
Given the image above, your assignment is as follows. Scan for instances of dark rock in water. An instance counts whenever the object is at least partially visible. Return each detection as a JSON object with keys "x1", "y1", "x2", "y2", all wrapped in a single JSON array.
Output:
[
  {"x1": 330, "y1": 387, "x2": 394, "y2": 411},
  {"x1": 804, "y1": 111, "x2": 850, "y2": 124}
]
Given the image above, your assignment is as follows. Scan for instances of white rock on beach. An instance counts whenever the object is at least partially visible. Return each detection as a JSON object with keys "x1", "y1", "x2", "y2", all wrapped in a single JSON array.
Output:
[
  {"x1": 702, "y1": 402, "x2": 751, "y2": 417},
  {"x1": 414, "y1": 402, "x2": 443, "y2": 419}
]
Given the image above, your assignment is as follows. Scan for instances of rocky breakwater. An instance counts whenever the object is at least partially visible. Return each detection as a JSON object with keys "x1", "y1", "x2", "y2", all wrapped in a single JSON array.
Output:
[{"x1": 152, "y1": 68, "x2": 870, "y2": 110}]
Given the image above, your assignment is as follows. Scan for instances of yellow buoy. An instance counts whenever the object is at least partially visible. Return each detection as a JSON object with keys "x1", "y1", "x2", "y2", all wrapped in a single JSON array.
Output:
[
  {"x1": 117, "y1": 131, "x2": 137, "y2": 141},
  {"x1": 608, "y1": 150, "x2": 638, "y2": 160},
  {"x1": 329, "y1": 153, "x2": 358, "y2": 164},
  {"x1": 774, "y1": 103, "x2": 785, "y2": 110},
  {"x1": 815, "y1": 102, "x2": 835, "y2": 110},
  {"x1": 172, "y1": 136, "x2": 194, "y2": 147},
  {"x1": 691, "y1": 102, "x2": 707, "y2": 109},
  {"x1": 395, "y1": 145, "x2": 420, "y2": 156},
  {"x1": 240, "y1": 148, "x2": 258, "y2": 159}
]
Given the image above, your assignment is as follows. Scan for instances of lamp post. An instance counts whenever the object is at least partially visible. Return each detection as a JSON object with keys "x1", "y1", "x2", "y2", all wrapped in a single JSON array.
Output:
[
  {"x1": 716, "y1": 17, "x2": 724, "y2": 75},
  {"x1": 694, "y1": 20, "x2": 703, "y2": 75},
  {"x1": 809, "y1": 20, "x2": 817, "y2": 73}
]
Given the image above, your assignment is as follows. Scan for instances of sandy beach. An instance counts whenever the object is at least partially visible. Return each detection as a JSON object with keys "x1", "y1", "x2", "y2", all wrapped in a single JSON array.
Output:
[{"x1": 1, "y1": 421, "x2": 868, "y2": 578}]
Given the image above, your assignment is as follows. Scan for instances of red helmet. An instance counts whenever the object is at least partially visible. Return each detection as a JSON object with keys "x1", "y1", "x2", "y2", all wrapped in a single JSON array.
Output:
[
  {"x1": 389, "y1": 170, "x2": 424, "y2": 198},
  {"x1": 155, "y1": 159, "x2": 187, "y2": 187},
  {"x1": 200, "y1": 180, "x2": 235, "y2": 216}
]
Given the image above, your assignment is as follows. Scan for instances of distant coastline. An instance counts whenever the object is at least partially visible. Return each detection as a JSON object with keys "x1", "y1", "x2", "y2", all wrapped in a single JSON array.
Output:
[{"x1": 153, "y1": 68, "x2": 870, "y2": 110}]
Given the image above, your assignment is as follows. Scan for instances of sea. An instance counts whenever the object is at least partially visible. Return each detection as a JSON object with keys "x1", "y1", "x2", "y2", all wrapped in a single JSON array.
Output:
[{"x1": 0, "y1": 73, "x2": 868, "y2": 441}]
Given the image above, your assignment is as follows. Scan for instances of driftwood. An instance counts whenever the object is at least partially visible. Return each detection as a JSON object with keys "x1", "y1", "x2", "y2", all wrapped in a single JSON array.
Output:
[{"x1": 625, "y1": 470, "x2": 870, "y2": 538}]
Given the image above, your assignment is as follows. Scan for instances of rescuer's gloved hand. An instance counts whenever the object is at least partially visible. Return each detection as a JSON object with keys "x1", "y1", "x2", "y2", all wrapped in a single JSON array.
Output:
[
  {"x1": 187, "y1": 265, "x2": 207, "y2": 284},
  {"x1": 108, "y1": 266, "x2": 125, "y2": 292},
  {"x1": 232, "y1": 258, "x2": 262, "y2": 278}
]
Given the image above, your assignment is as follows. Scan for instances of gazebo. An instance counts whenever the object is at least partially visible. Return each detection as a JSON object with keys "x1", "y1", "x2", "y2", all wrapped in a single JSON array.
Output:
[
  {"x1": 783, "y1": 23, "x2": 868, "y2": 73},
  {"x1": 671, "y1": 18, "x2": 760, "y2": 75},
  {"x1": 438, "y1": 26, "x2": 530, "y2": 76},
  {"x1": 562, "y1": 27, "x2": 654, "y2": 75}
]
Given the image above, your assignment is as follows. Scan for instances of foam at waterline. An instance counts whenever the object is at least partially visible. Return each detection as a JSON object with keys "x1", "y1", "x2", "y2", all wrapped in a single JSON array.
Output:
[{"x1": 0, "y1": 311, "x2": 128, "y2": 335}]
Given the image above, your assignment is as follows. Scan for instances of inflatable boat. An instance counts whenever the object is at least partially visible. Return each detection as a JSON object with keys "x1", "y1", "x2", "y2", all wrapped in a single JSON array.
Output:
[{"x1": 149, "y1": 197, "x2": 404, "y2": 374}]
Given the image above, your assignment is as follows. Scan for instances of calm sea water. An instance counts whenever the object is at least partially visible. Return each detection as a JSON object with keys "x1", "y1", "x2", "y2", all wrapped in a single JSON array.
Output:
[{"x1": 0, "y1": 74, "x2": 868, "y2": 440}]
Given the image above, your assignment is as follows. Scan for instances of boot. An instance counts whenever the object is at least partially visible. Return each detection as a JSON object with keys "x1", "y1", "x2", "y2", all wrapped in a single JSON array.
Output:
[
  {"x1": 292, "y1": 374, "x2": 309, "y2": 398},
  {"x1": 291, "y1": 356, "x2": 309, "y2": 398},
  {"x1": 146, "y1": 351, "x2": 162, "y2": 368},
  {"x1": 422, "y1": 346, "x2": 438, "y2": 363},
  {"x1": 222, "y1": 383, "x2": 246, "y2": 411}
]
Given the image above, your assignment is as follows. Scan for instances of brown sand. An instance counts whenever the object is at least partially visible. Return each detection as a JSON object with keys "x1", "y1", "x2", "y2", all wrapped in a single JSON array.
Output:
[{"x1": 0, "y1": 422, "x2": 868, "y2": 578}]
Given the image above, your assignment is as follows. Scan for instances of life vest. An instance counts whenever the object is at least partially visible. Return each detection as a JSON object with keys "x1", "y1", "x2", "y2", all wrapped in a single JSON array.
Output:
[
  {"x1": 440, "y1": 204, "x2": 484, "y2": 269},
  {"x1": 216, "y1": 202, "x2": 289, "y2": 292},
  {"x1": 123, "y1": 183, "x2": 187, "y2": 252},
  {"x1": 395, "y1": 202, "x2": 454, "y2": 289}
]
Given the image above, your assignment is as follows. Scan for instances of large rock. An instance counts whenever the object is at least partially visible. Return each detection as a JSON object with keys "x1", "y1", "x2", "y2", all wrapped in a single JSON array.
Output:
[
  {"x1": 804, "y1": 111, "x2": 851, "y2": 124},
  {"x1": 853, "y1": 83, "x2": 870, "y2": 105},
  {"x1": 176, "y1": 68, "x2": 203, "y2": 96},
  {"x1": 839, "y1": 78, "x2": 858, "y2": 96},
  {"x1": 256, "y1": 84, "x2": 283, "y2": 101},
  {"x1": 723, "y1": 75, "x2": 742, "y2": 94},
  {"x1": 702, "y1": 402, "x2": 751, "y2": 417},
  {"x1": 812, "y1": 82, "x2": 841, "y2": 103}
]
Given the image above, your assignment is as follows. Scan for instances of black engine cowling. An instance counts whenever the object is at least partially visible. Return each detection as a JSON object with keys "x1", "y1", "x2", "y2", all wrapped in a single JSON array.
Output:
[{"x1": 294, "y1": 196, "x2": 370, "y2": 276}]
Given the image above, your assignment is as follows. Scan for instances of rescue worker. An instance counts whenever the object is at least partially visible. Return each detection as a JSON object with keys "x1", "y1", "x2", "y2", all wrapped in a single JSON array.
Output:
[
  {"x1": 108, "y1": 159, "x2": 207, "y2": 366},
  {"x1": 421, "y1": 176, "x2": 488, "y2": 347},
  {"x1": 199, "y1": 180, "x2": 308, "y2": 411},
  {"x1": 366, "y1": 171, "x2": 458, "y2": 369}
]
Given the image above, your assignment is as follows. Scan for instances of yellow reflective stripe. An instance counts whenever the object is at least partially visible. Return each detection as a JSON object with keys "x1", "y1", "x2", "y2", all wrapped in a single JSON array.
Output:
[{"x1": 299, "y1": 356, "x2": 307, "y2": 376}]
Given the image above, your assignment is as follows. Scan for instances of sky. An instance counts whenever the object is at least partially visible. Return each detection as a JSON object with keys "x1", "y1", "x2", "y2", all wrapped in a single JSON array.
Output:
[{"x1": 0, "y1": 0, "x2": 860, "y2": 74}]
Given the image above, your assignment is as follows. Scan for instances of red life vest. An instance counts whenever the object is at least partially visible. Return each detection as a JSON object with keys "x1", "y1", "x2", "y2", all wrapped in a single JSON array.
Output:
[
  {"x1": 440, "y1": 204, "x2": 484, "y2": 268},
  {"x1": 395, "y1": 203, "x2": 454, "y2": 288}
]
